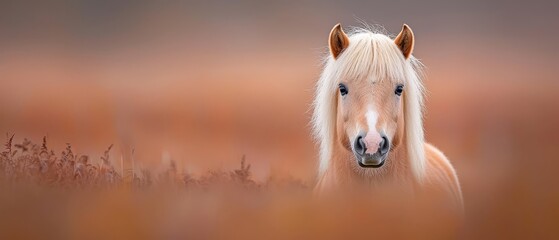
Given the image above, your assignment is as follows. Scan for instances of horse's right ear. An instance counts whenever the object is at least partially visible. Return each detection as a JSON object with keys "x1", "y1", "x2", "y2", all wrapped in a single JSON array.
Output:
[
  {"x1": 329, "y1": 23, "x2": 350, "y2": 59},
  {"x1": 394, "y1": 24, "x2": 415, "y2": 59}
]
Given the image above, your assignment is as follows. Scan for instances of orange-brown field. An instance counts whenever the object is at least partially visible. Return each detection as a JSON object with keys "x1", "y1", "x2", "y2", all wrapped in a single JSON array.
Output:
[
  {"x1": 0, "y1": 129, "x2": 558, "y2": 239},
  {"x1": 0, "y1": 137, "x2": 459, "y2": 240}
]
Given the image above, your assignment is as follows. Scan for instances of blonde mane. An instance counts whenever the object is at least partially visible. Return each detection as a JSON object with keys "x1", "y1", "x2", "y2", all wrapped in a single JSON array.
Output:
[{"x1": 311, "y1": 27, "x2": 427, "y2": 182}]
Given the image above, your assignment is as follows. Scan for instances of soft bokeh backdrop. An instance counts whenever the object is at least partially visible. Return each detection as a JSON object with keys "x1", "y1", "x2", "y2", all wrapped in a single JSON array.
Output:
[{"x1": 1, "y1": 0, "x2": 558, "y2": 238}]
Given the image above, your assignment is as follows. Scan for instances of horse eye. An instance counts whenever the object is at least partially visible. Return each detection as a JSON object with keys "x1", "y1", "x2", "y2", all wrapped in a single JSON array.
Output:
[
  {"x1": 339, "y1": 83, "x2": 348, "y2": 96},
  {"x1": 395, "y1": 85, "x2": 404, "y2": 96}
]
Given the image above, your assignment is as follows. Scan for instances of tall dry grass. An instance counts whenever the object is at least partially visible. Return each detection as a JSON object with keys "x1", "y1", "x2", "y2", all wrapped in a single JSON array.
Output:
[{"x1": 0, "y1": 135, "x2": 306, "y2": 191}]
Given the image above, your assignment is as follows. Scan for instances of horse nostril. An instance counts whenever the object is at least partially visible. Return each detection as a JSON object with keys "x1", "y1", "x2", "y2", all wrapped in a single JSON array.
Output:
[
  {"x1": 354, "y1": 136, "x2": 367, "y2": 155},
  {"x1": 379, "y1": 136, "x2": 390, "y2": 155}
]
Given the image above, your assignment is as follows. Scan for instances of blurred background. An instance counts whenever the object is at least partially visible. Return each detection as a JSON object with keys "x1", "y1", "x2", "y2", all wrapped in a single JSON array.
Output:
[{"x1": 1, "y1": 0, "x2": 559, "y2": 238}]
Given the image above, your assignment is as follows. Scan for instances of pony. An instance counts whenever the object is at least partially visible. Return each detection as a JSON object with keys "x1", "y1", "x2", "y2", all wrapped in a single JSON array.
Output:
[{"x1": 312, "y1": 23, "x2": 463, "y2": 207}]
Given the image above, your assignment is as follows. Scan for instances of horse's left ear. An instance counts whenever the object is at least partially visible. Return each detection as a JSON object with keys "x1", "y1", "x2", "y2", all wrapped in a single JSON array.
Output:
[
  {"x1": 394, "y1": 24, "x2": 415, "y2": 59},
  {"x1": 329, "y1": 23, "x2": 350, "y2": 59}
]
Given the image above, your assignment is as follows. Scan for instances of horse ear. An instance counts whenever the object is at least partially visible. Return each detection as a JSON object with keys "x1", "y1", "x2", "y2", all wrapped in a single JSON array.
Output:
[
  {"x1": 394, "y1": 24, "x2": 415, "y2": 59},
  {"x1": 329, "y1": 23, "x2": 350, "y2": 59}
]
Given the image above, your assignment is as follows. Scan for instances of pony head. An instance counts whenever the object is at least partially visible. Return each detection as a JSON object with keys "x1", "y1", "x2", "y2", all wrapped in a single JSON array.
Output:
[{"x1": 313, "y1": 23, "x2": 426, "y2": 181}]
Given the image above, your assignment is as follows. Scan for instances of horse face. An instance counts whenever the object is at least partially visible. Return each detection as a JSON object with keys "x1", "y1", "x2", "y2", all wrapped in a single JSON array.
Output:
[
  {"x1": 336, "y1": 76, "x2": 404, "y2": 168},
  {"x1": 329, "y1": 23, "x2": 414, "y2": 169}
]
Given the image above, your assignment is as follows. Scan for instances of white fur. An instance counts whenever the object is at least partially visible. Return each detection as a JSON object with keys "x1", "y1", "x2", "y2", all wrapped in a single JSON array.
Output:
[
  {"x1": 311, "y1": 26, "x2": 426, "y2": 181},
  {"x1": 365, "y1": 108, "x2": 378, "y2": 133}
]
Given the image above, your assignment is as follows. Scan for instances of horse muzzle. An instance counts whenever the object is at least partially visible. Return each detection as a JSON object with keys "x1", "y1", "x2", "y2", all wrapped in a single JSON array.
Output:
[{"x1": 353, "y1": 134, "x2": 390, "y2": 168}]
